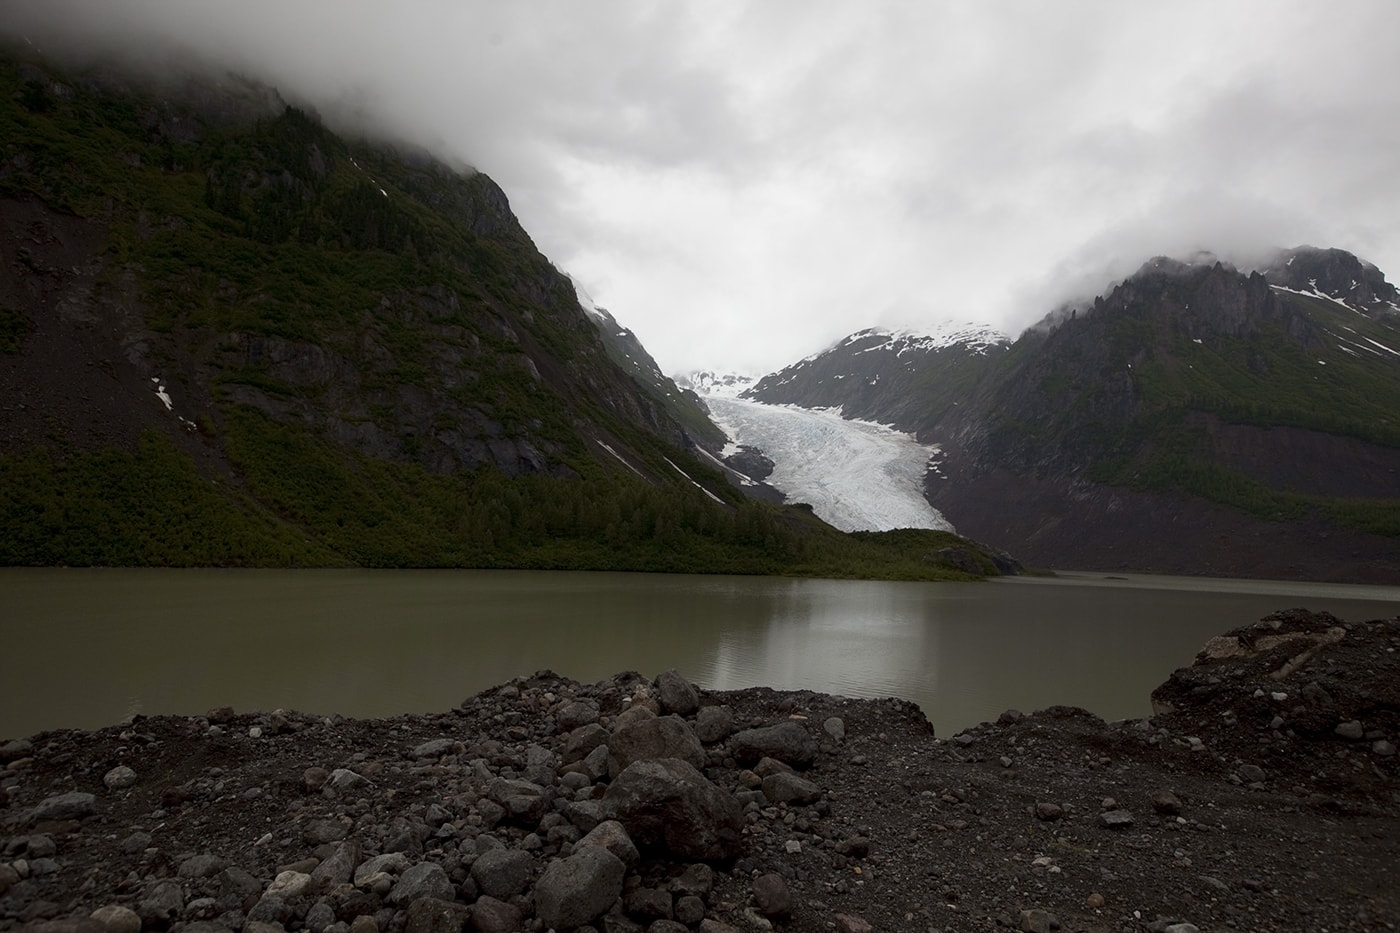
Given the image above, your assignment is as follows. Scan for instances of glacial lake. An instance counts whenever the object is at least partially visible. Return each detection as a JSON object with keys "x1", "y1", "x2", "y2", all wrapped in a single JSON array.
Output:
[{"x1": 3, "y1": 568, "x2": 1399, "y2": 741}]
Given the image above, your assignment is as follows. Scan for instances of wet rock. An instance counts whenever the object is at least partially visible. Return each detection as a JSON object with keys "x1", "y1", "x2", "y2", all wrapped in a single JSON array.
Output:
[
  {"x1": 752, "y1": 873, "x2": 792, "y2": 917},
  {"x1": 608, "y1": 714, "x2": 705, "y2": 776},
  {"x1": 656, "y1": 669, "x2": 701, "y2": 716},
  {"x1": 602, "y1": 758, "x2": 744, "y2": 860},
  {"x1": 533, "y1": 846, "x2": 626, "y2": 931},
  {"x1": 730, "y1": 721, "x2": 816, "y2": 767},
  {"x1": 469, "y1": 848, "x2": 534, "y2": 899},
  {"x1": 402, "y1": 896, "x2": 471, "y2": 933}
]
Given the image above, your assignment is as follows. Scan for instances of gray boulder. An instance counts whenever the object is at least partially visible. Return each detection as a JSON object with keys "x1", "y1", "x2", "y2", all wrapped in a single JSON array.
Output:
[
  {"x1": 533, "y1": 846, "x2": 626, "y2": 931},
  {"x1": 576, "y1": 819, "x2": 640, "y2": 868},
  {"x1": 608, "y1": 714, "x2": 704, "y2": 777},
  {"x1": 655, "y1": 669, "x2": 701, "y2": 715},
  {"x1": 602, "y1": 758, "x2": 744, "y2": 860},
  {"x1": 730, "y1": 721, "x2": 817, "y2": 767},
  {"x1": 761, "y1": 771, "x2": 821, "y2": 805},
  {"x1": 694, "y1": 706, "x2": 735, "y2": 743},
  {"x1": 470, "y1": 848, "x2": 535, "y2": 899},
  {"x1": 388, "y1": 862, "x2": 454, "y2": 906},
  {"x1": 30, "y1": 791, "x2": 97, "y2": 822}
]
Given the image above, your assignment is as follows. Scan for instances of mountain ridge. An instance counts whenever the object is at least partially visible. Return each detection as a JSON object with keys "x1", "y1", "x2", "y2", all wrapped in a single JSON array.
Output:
[{"x1": 737, "y1": 249, "x2": 1400, "y2": 582}]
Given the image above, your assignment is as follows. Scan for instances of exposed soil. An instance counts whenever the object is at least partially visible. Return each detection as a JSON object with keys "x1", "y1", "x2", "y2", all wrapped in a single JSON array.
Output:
[{"x1": 2, "y1": 610, "x2": 1397, "y2": 933}]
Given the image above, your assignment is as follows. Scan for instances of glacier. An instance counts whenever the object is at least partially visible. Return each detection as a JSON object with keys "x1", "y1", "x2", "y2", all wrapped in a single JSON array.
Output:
[{"x1": 704, "y1": 395, "x2": 954, "y2": 534}]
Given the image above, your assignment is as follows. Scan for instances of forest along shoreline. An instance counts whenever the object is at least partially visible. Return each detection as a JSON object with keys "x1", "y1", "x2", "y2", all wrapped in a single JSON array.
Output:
[{"x1": 1, "y1": 609, "x2": 1397, "y2": 933}]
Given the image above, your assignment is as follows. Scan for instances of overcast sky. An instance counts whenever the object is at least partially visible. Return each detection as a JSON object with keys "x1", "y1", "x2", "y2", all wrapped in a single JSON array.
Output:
[{"x1": 6, "y1": 1, "x2": 1400, "y2": 374}]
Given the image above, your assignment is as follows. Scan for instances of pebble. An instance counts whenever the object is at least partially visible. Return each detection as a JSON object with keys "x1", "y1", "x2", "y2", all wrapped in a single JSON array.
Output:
[
  {"x1": 1099, "y1": 810, "x2": 1135, "y2": 829},
  {"x1": 1335, "y1": 720, "x2": 1365, "y2": 740},
  {"x1": 102, "y1": 766, "x2": 137, "y2": 790}
]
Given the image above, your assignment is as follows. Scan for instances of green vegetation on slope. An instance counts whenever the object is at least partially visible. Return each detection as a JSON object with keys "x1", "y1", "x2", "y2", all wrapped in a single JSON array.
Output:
[{"x1": 0, "y1": 425, "x2": 993, "y2": 579}]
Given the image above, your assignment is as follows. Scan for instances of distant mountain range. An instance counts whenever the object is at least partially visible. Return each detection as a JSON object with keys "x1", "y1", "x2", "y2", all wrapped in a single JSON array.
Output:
[{"x1": 740, "y1": 250, "x2": 1400, "y2": 582}]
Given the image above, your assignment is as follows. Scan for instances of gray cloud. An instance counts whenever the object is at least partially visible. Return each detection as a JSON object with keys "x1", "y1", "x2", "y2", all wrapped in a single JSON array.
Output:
[{"x1": 4, "y1": 0, "x2": 1399, "y2": 373}]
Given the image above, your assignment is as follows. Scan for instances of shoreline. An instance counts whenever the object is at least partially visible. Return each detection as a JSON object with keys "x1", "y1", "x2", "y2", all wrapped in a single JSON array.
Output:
[{"x1": 2, "y1": 609, "x2": 1397, "y2": 932}]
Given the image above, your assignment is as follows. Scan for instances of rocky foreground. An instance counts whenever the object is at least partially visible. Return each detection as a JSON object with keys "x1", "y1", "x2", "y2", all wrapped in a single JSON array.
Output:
[{"x1": 2, "y1": 609, "x2": 1397, "y2": 933}]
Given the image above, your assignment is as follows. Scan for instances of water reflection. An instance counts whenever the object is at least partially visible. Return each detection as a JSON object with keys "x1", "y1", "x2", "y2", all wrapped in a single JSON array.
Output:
[{"x1": 3, "y1": 568, "x2": 1398, "y2": 740}]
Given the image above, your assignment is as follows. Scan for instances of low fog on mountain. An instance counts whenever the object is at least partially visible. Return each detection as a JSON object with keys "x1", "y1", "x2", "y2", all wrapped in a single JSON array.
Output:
[{"x1": 3, "y1": 0, "x2": 1399, "y2": 373}]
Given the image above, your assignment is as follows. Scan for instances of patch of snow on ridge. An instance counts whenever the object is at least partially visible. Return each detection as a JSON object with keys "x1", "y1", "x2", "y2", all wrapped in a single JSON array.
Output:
[{"x1": 706, "y1": 396, "x2": 953, "y2": 534}]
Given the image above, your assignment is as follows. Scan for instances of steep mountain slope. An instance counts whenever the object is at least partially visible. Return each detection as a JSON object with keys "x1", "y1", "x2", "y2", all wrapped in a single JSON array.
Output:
[
  {"x1": 743, "y1": 255, "x2": 1400, "y2": 582},
  {"x1": 745, "y1": 324, "x2": 1010, "y2": 429},
  {"x1": 0, "y1": 45, "x2": 1008, "y2": 580}
]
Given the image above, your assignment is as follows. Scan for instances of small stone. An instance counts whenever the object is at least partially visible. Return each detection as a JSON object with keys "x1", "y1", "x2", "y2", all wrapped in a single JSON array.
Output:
[
  {"x1": 1151, "y1": 790, "x2": 1183, "y2": 815},
  {"x1": 178, "y1": 853, "x2": 228, "y2": 878},
  {"x1": 751, "y1": 872, "x2": 792, "y2": 917},
  {"x1": 1019, "y1": 908, "x2": 1058, "y2": 933},
  {"x1": 328, "y1": 768, "x2": 371, "y2": 791},
  {"x1": 1372, "y1": 740, "x2": 1397, "y2": 757},
  {"x1": 1238, "y1": 764, "x2": 1266, "y2": 783},
  {"x1": 350, "y1": 915, "x2": 379, "y2": 933},
  {"x1": 206, "y1": 706, "x2": 235, "y2": 724},
  {"x1": 88, "y1": 905, "x2": 140, "y2": 933},
  {"x1": 103, "y1": 766, "x2": 138, "y2": 790},
  {"x1": 1164, "y1": 924, "x2": 1201, "y2": 933},
  {"x1": 410, "y1": 738, "x2": 461, "y2": 759},
  {"x1": 675, "y1": 895, "x2": 706, "y2": 925},
  {"x1": 1099, "y1": 810, "x2": 1135, "y2": 829},
  {"x1": 762, "y1": 771, "x2": 821, "y2": 805},
  {"x1": 266, "y1": 870, "x2": 312, "y2": 898},
  {"x1": 1034, "y1": 802, "x2": 1063, "y2": 821},
  {"x1": 823, "y1": 717, "x2": 846, "y2": 742},
  {"x1": 303, "y1": 767, "x2": 330, "y2": 792},
  {"x1": 1085, "y1": 892, "x2": 1105, "y2": 909},
  {"x1": 1335, "y1": 720, "x2": 1365, "y2": 741},
  {"x1": 0, "y1": 863, "x2": 20, "y2": 895},
  {"x1": 835, "y1": 914, "x2": 874, "y2": 933}
]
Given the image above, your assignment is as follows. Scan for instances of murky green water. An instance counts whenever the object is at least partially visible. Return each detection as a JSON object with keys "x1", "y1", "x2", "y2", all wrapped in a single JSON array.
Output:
[{"x1": 3, "y1": 568, "x2": 1397, "y2": 739}]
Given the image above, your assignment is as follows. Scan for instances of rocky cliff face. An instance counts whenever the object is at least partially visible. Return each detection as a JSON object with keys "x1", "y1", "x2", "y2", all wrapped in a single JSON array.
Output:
[{"x1": 0, "y1": 45, "x2": 717, "y2": 483}]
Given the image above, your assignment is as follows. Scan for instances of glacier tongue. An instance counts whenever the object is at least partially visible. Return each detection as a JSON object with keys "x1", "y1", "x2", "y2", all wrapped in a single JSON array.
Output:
[{"x1": 706, "y1": 396, "x2": 953, "y2": 533}]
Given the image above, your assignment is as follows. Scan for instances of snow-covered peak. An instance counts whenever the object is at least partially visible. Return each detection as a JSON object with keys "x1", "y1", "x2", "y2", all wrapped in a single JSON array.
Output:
[
  {"x1": 674, "y1": 370, "x2": 759, "y2": 398},
  {"x1": 823, "y1": 322, "x2": 1010, "y2": 359}
]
